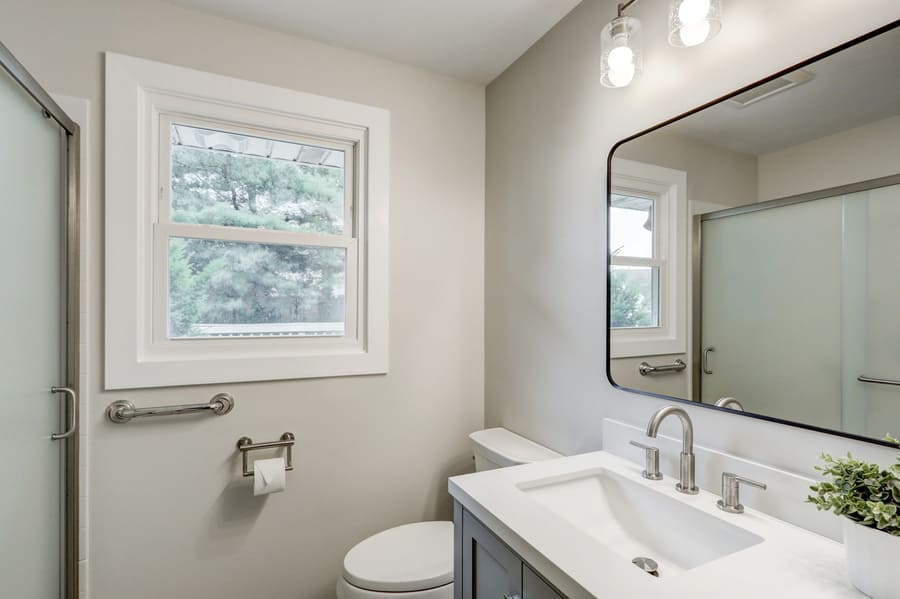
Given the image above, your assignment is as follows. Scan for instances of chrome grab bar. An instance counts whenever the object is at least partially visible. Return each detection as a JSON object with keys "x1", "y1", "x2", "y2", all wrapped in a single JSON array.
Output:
[
  {"x1": 858, "y1": 375, "x2": 900, "y2": 387},
  {"x1": 638, "y1": 359, "x2": 687, "y2": 376},
  {"x1": 106, "y1": 393, "x2": 234, "y2": 423},
  {"x1": 50, "y1": 386, "x2": 77, "y2": 440},
  {"x1": 702, "y1": 346, "x2": 715, "y2": 375}
]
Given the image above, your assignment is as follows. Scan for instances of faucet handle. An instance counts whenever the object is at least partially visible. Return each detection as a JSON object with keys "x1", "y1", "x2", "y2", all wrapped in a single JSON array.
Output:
[
  {"x1": 629, "y1": 440, "x2": 663, "y2": 480},
  {"x1": 717, "y1": 472, "x2": 766, "y2": 514}
]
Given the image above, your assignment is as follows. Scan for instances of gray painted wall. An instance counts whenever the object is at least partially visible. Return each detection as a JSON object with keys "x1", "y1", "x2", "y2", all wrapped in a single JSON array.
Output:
[{"x1": 485, "y1": 0, "x2": 900, "y2": 471}]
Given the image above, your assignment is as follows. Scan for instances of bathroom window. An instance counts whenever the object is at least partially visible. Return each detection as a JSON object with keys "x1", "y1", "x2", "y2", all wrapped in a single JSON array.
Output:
[
  {"x1": 609, "y1": 158, "x2": 687, "y2": 358},
  {"x1": 105, "y1": 53, "x2": 389, "y2": 389},
  {"x1": 160, "y1": 118, "x2": 354, "y2": 340}
]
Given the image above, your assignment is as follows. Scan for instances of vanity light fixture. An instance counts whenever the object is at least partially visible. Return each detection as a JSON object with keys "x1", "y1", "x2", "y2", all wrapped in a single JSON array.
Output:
[
  {"x1": 600, "y1": 1, "x2": 643, "y2": 88},
  {"x1": 601, "y1": 0, "x2": 723, "y2": 88}
]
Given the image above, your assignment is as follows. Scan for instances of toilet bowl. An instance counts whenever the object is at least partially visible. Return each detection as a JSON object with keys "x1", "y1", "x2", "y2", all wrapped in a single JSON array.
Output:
[{"x1": 336, "y1": 428, "x2": 561, "y2": 598}]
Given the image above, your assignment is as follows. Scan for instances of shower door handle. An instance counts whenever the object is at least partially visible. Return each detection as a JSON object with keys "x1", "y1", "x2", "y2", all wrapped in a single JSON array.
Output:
[
  {"x1": 702, "y1": 346, "x2": 715, "y2": 375},
  {"x1": 50, "y1": 386, "x2": 77, "y2": 440}
]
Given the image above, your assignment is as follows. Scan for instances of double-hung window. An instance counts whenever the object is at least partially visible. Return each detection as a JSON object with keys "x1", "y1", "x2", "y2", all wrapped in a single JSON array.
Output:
[
  {"x1": 609, "y1": 158, "x2": 687, "y2": 357},
  {"x1": 105, "y1": 53, "x2": 389, "y2": 389},
  {"x1": 158, "y1": 117, "x2": 356, "y2": 341}
]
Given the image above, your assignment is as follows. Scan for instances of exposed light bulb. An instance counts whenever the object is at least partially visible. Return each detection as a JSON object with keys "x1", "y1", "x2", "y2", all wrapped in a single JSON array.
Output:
[
  {"x1": 678, "y1": 0, "x2": 711, "y2": 26},
  {"x1": 668, "y1": 0, "x2": 722, "y2": 48},
  {"x1": 608, "y1": 45, "x2": 634, "y2": 72},
  {"x1": 607, "y1": 63, "x2": 636, "y2": 88},
  {"x1": 679, "y1": 20, "x2": 711, "y2": 46},
  {"x1": 607, "y1": 45, "x2": 636, "y2": 87},
  {"x1": 601, "y1": 15, "x2": 642, "y2": 88}
]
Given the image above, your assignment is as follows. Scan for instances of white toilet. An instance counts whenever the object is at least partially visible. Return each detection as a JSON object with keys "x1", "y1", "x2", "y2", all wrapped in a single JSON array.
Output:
[{"x1": 336, "y1": 428, "x2": 561, "y2": 599}]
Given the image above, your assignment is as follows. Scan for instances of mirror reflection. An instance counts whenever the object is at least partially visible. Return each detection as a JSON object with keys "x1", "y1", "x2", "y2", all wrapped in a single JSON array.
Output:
[{"x1": 608, "y1": 25, "x2": 900, "y2": 443}]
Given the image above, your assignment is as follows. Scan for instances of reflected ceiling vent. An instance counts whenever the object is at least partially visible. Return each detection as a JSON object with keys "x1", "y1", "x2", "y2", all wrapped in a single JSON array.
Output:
[{"x1": 726, "y1": 70, "x2": 815, "y2": 108}]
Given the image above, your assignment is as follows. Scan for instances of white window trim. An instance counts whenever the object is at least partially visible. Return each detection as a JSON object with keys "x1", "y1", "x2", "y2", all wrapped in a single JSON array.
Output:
[
  {"x1": 105, "y1": 53, "x2": 389, "y2": 389},
  {"x1": 610, "y1": 158, "x2": 687, "y2": 358}
]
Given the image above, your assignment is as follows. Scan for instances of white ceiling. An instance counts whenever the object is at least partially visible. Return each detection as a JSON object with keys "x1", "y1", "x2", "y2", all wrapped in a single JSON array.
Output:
[
  {"x1": 168, "y1": 0, "x2": 584, "y2": 83},
  {"x1": 666, "y1": 27, "x2": 900, "y2": 155}
]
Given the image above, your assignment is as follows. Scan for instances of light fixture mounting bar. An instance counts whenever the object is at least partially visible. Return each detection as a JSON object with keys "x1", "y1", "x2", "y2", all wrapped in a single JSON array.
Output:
[{"x1": 617, "y1": 0, "x2": 641, "y2": 17}]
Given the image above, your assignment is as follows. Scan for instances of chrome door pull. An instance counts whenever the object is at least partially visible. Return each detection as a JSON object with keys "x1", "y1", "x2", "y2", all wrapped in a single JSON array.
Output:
[
  {"x1": 702, "y1": 346, "x2": 715, "y2": 375},
  {"x1": 50, "y1": 386, "x2": 77, "y2": 440}
]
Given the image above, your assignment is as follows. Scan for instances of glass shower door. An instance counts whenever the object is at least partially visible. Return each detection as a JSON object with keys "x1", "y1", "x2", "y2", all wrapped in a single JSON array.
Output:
[{"x1": 0, "y1": 65, "x2": 66, "y2": 596}]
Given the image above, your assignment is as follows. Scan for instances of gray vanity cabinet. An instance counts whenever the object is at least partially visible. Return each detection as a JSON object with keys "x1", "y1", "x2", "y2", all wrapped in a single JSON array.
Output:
[{"x1": 454, "y1": 502, "x2": 565, "y2": 599}]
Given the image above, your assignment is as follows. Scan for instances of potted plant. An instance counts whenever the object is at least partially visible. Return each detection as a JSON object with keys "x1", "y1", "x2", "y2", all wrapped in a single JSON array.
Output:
[{"x1": 808, "y1": 450, "x2": 900, "y2": 598}]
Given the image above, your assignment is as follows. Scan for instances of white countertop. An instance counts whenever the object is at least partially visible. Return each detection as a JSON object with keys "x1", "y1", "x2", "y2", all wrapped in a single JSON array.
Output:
[{"x1": 449, "y1": 450, "x2": 864, "y2": 599}]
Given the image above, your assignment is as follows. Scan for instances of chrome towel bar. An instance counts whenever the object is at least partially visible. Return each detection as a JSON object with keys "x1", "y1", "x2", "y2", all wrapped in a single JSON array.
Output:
[
  {"x1": 858, "y1": 375, "x2": 900, "y2": 387},
  {"x1": 639, "y1": 359, "x2": 687, "y2": 376},
  {"x1": 106, "y1": 393, "x2": 235, "y2": 423},
  {"x1": 237, "y1": 433, "x2": 295, "y2": 477}
]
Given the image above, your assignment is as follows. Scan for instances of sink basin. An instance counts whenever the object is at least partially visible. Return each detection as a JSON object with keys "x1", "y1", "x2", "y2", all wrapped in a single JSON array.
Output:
[{"x1": 518, "y1": 468, "x2": 763, "y2": 577}]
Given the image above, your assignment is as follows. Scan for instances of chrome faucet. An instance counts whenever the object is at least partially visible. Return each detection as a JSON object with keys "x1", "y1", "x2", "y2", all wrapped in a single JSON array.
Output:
[{"x1": 646, "y1": 406, "x2": 698, "y2": 494}]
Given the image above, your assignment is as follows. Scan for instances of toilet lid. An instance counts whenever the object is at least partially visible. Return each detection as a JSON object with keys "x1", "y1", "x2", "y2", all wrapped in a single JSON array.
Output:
[{"x1": 343, "y1": 521, "x2": 454, "y2": 592}]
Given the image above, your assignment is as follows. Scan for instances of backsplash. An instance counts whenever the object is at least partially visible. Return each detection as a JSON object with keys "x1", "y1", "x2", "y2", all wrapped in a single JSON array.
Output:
[{"x1": 602, "y1": 418, "x2": 840, "y2": 541}]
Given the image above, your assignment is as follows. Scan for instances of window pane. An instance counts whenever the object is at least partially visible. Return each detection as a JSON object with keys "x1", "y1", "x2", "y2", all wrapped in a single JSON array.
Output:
[
  {"x1": 610, "y1": 194, "x2": 654, "y2": 258},
  {"x1": 168, "y1": 237, "x2": 346, "y2": 339},
  {"x1": 610, "y1": 265, "x2": 659, "y2": 328},
  {"x1": 170, "y1": 123, "x2": 346, "y2": 235}
]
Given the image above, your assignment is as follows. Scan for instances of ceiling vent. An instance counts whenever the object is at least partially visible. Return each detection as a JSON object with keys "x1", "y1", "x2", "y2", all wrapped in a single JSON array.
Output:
[{"x1": 726, "y1": 70, "x2": 815, "y2": 108}]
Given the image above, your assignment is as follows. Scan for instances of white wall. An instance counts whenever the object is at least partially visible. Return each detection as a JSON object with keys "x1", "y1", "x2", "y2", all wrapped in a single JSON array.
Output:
[
  {"x1": 617, "y1": 131, "x2": 758, "y2": 209},
  {"x1": 758, "y1": 114, "x2": 900, "y2": 201},
  {"x1": 0, "y1": 1, "x2": 485, "y2": 598},
  {"x1": 485, "y1": 0, "x2": 900, "y2": 481}
]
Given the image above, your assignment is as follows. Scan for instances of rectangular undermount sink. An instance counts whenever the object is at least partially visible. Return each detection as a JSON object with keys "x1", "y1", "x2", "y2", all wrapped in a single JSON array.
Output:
[{"x1": 518, "y1": 468, "x2": 763, "y2": 577}]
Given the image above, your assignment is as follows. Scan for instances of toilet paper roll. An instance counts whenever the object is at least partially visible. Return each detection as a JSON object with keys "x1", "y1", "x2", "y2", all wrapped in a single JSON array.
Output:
[{"x1": 253, "y1": 457, "x2": 286, "y2": 496}]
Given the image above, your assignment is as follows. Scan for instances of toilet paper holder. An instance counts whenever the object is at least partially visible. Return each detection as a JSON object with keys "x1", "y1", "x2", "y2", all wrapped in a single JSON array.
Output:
[{"x1": 236, "y1": 432, "x2": 295, "y2": 477}]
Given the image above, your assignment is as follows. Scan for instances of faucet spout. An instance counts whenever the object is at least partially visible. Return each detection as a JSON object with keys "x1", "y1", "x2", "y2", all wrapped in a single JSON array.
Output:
[{"x1": 646, "y1": 406, "x2": 698, "y2": 494}]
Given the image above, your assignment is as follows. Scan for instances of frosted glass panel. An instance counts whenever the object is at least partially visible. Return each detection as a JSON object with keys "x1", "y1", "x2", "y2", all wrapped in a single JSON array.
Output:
[
  {"x1": 0, "y1": 68, "x2": 64, "y2": 597},
  {"x1": 699, "y1": 185, "x2": 900, "y2": 440},
  {"x1": 861, "y1": 184, "x2": 900, "y2": 438},
  {"x1": 700, "y1": 198, "x2": 843, "y2": 428}
]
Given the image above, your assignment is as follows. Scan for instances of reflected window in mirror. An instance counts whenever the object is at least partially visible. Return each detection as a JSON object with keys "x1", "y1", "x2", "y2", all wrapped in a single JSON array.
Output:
[{"x1": 609, "y1": 159, "x2": 688, "y2": 366}]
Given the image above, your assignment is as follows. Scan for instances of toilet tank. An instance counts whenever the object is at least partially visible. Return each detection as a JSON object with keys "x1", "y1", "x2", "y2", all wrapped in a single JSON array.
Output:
[{"x1": 469, "y1": 428, "x2": 562, "y2": 472}]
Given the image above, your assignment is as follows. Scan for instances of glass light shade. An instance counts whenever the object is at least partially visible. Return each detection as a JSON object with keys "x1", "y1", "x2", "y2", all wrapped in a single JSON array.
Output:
[
  {"x1": 601, "y1": 16, "x2": 643, "y2": 88},
  {"x1": 668, "y1": 0, "x2": 722, "y2": 48}
]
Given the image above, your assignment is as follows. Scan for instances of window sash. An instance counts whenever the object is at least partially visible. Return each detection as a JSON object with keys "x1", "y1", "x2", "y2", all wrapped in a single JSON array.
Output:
[
  {"x1": 153, "y1": 113, "x2": 360, "y2": 346},
  {"x1": 151, "y1": 230, "x2": 359, "y2": 348},
  {"x1": 610, "y1": 193, "x2": 658, "y2": 260},
  {"x1": 157, "y1": 113, "x2": 356, "y2": 241}
]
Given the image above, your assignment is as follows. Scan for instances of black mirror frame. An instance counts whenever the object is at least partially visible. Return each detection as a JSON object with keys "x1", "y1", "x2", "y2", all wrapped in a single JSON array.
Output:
[{"x1": 605, "y1": 19, "x2": 900, "y2": 450}]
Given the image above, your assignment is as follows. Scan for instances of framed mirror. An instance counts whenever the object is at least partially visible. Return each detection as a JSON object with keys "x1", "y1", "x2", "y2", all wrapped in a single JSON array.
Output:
[{"x1": 606, "y1": 21, "x2": 900, "y2": 447}]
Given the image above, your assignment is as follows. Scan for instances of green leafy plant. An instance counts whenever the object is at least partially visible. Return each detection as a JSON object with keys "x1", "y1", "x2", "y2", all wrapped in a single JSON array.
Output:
[{"x1": 808, "y1": 448, "x2": 900, "y2": 536}]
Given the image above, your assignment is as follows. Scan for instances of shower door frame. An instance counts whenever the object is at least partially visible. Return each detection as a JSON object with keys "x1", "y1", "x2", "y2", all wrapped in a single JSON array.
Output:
[
  {"x1": 0, "y1": 41, "x2": 80, "y2": 599},
  {"x1": 691, "y1": 173, "x2": 900, "y2": 403}
]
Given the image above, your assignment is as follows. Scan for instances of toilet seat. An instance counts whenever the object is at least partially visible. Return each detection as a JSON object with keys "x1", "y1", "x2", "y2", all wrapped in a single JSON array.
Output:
[{"x1": 341, "y1": 521, "x2": 453, "y2": 593}]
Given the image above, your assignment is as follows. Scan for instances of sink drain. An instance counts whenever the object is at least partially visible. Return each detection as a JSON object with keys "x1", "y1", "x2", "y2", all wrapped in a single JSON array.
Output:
[{"x1": 631, "y1": 557, "x2": 660, "y2": 578}]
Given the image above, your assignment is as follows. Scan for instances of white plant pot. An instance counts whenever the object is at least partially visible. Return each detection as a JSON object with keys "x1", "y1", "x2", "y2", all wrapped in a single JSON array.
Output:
[{"x1": 843, "y1": 518, "x2": 900, "y2": 598}]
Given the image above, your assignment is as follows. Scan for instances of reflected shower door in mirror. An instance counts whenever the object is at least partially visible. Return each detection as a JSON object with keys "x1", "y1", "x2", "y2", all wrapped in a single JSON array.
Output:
[{"x1": 607, "y1": 21, "x2": 900, "y2": 445}]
